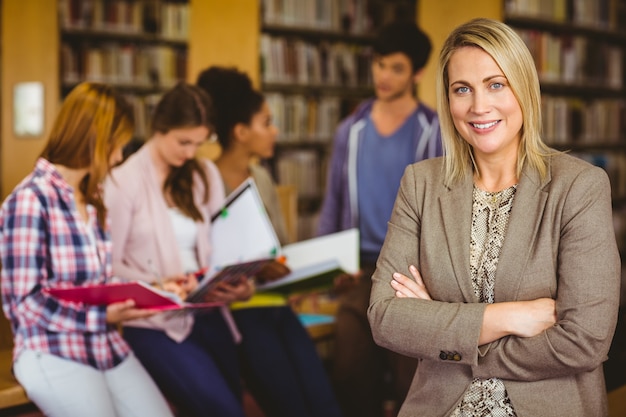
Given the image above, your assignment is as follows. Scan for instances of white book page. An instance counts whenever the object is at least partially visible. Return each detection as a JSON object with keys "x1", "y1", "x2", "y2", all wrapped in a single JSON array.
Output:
[
  {"x1": 209, "y1": 178, "x2": 282, "y2": 276},
  {"x1": 258, "y1": 228, "x2": 359, "y2": 290}
]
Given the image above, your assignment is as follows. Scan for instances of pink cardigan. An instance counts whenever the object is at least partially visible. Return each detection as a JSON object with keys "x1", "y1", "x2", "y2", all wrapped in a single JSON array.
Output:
[{"x1": 104, "y1": 142, "x2": 240, "y2": 342}]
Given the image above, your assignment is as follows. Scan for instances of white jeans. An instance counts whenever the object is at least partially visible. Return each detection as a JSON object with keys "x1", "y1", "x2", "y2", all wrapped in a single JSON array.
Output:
[{"x1": 14, "y1": 350, "x2": 174, "y2": 417}]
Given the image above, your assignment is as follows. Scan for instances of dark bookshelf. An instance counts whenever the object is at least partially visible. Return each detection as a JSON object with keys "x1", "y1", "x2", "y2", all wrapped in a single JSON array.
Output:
[
  {"x1": 504, "y1": 0, "x2": 626, "y2": 254},
  {"x1": 60, "y1": 27, "x2": 188, "y2": 47},
  {"x1": 261, "y1": 0, "x2": 413, "y2": 239},
  {"x1": 58, "y1": 0, "x2": 189, "y2": 139}
]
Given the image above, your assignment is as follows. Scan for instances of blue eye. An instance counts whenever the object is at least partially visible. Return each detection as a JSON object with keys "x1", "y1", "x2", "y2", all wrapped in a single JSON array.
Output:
[
  {"x1": 456, "y1": 86, "x2": 470, "y2": 94},
  {"x1": 491, "y1": 82, "x2": 504, "y2": 89}
]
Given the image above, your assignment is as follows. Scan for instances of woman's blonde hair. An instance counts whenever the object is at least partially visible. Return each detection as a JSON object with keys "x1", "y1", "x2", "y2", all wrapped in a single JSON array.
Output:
[
  {"x1": 40, "y1": 82, "x2": 133, "y2": 227},
  {"x1": 436, "y1": 18, "x2": 552, "y2": 186}
]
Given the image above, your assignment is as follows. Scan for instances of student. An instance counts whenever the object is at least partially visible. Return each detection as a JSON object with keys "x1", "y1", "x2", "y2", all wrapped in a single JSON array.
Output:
[
  {"x1": 104, "y1": 82, "x2": 253, "y2": 417},
  {"x1": 196, "y1": 65, "x2": 343, "y2": 417},
  {"x1": 369, "y1": 18, "x2": 621, "y2": 416},
  {"x1": 0, "y1": 82, "x2": 173, "y2": 417},
  {"x1": 316, "y1": 19, "x2": 442, "y2": 417}
]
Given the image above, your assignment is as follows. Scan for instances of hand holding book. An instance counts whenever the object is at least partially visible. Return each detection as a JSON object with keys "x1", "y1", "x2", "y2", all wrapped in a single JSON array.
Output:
[
  {"x1": 45, "y1": 280, "x2": 224, "y2": 312},
  {"x1": 105, "y1": 299, "x2": 161, "y2": 324},
  {"x1": 201, "y1": 276, "x2": 254, "y2": 303},
  {"x1": 255, "y1": 258, "x2": 291, "y2": 284}
]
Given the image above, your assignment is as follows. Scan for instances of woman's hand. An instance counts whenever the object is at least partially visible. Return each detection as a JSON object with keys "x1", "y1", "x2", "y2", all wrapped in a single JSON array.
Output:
[
  {"x1": 481, "y1": 298, "x2": 556, "y2": 345},
  {"x1": 159, "y1": 274, "x2": 199, "y2": 301},
  {"x1": 332, "y1": 270, "x2": 363, "y2": 295},
  {"x1": 106, "y1": 299, "x2": 158, "y2": 324},
  {"x1": 204, "y1": 276, "x2": 255, "y2": 303},
  {"x1": 505, "y1": 298, "x2": 557, "y2": 338},
  {"x1": 255, "y1": 260, "x2": 290, "y2": 284},
  {"x1": 391, "y1": 265, "x2": 432, "y2": 300}
]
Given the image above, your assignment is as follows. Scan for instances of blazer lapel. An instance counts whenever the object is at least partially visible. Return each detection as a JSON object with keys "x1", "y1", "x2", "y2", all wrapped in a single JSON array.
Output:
[
  {"x1": 494, "y1": 164, "x2": 550, "y2": 301},
  {"x1": 440, "y1": 172, "x2": 478, "y2": 302}
]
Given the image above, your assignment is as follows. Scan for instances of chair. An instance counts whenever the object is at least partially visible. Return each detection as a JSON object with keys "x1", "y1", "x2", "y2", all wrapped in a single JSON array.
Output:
[{"x1": 275, "y1": 184, "x2": 298, "y2": 243}]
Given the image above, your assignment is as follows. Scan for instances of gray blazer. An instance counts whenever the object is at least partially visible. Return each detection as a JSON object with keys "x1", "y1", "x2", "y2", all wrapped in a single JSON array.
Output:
[{"x1": 368, "y1": 153, "x2": 621, "y2": 417}]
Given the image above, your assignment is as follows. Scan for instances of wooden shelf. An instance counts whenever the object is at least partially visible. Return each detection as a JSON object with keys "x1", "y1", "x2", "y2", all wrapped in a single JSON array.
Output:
[
  {"x1": 263, "y1": 82, "x2": 373, "y2": 97},
  {"x1": 540, "y1": 82, "x2": 626, "y2": 99},
  {"x1": 262, "y1": 24, "x2": 374, "y2": 44},
  {"x1": 504, "y1": 16, "x2": 626, "y2": 44},
  {"x1": 61, "y1": 81, "x2": 174, "y2": 95},
  {"x1": 275, "y1": 141, "x2": 331, "y2": 150},
  {"x1": 61, "y1": 27, "x2": 188, "y2": 47}
]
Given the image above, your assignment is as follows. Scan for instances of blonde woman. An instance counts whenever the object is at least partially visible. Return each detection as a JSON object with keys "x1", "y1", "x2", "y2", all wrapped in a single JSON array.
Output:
[{"x1": 368, "y1": 18, "x2": 620, "y2": 416}]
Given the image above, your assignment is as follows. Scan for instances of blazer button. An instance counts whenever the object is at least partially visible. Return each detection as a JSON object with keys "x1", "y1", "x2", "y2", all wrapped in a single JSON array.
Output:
[
  {"x1": 453, "y1": 353, "x2": 461, "y2": 361},
  {"x1": 439, "y1": 351, "x2": 448, "y2": 360}
]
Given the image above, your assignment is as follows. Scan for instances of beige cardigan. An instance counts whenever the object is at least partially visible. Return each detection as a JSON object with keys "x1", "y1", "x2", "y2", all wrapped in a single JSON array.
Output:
[
  {"x1": 104, "y1": 143, "x2": 239, "y2": 343},
  {"x1": 368, "y1": 153, "x2": 621, "y2": 416}
]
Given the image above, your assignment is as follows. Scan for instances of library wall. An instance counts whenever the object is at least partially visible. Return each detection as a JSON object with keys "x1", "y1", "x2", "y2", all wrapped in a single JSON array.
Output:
[
  {"x1": 188, "y1": 0, "x2": 260, "y2": 161},
  {"x1": 1, "y1": 0, "x2": 59, "y2": 200},
  {"x1": 188, "y1": 0, "x2": 259, "y2": 85}
]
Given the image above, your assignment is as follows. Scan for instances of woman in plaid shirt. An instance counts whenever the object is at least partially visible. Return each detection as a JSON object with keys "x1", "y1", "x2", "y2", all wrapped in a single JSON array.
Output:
[{"x1": 0, "y1": 83, "x2": 174, "y2": 417}]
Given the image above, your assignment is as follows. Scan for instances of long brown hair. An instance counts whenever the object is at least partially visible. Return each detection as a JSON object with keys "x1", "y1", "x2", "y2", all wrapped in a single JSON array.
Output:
[
  {"x1": 40, "y1": 82, "x2": 133, "y2": 227},
  {"x1": 151, "y1": 82, "x2": 215, "y2": 221}
]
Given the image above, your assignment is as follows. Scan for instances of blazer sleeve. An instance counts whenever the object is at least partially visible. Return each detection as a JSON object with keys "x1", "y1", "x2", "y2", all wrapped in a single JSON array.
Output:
[
  {"x1": 472, "y1": 165, "x2": 621, "y2": 381},
  {"x1": 368, "y1": 165, "x2": 487, "y2": 365}
]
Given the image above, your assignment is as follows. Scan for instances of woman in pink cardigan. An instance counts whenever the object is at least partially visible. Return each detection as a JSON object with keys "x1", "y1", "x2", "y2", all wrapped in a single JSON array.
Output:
[{"x1": 104, "y1": 82, "x2": 253, "y2": 417}]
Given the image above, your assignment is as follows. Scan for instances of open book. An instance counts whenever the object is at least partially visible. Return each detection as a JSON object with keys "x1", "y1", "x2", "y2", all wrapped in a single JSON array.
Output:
[
  {"x1": 45, "y1": 281, "x2": 224, "y2": 311},
  {"x1": 257, "y1": 228, "x2": 359, "y2": 294},
  {"x1": 202, "y1": 178, "x2": 359, "y2": 295},
  {"x1": 184, "y1": 179, "x2": 284, "y2": 302},
  {"x1": 185, "y1": 257, "x2": 276, "y2": 303}
]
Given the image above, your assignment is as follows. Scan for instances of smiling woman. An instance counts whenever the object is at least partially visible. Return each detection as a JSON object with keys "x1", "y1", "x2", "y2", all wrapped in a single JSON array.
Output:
[
  {"x1": 447, "y1": 46, "x2": 524, "y2": 185},
  {"x1": 368, "y1": 18, "x2": 621, "y2": 417}
]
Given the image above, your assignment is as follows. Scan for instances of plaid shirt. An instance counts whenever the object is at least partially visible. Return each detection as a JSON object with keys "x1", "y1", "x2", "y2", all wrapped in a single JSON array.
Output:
[{"x1": 0, "y1": 158, "x2": 130, "y2": 370}]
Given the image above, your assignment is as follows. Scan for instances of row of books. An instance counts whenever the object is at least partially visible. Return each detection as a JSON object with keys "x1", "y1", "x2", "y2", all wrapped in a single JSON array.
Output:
[
  {"x1": 515, "y1": 28, "x2": 623, "y2": 89},
  {"x1": 297, "y1": 211, "x2": 322, "y2": 242},
  {"x1": 260, "y1": 34, "x2": 373, "y2": 86},
  {"x1": 61, "y1": 42, "x2": 187, "y2": 89},
  {"x1": 573, "y1": 152, "x2": 626, "y2": 201},
  {"x1": 505, "y1": 0, "x2": 618, "y2": 29},
  {"x1": 59, "y1": 0, "x2": 189, "y2": 40},
  {"x1": 266, "y1": 93, "x2": 341, "y2": 143},
  {"x1": 542, "y1": 97, "x2": 624, "y2": 145},
  {"x1": 124, "y1": 94, "x2": 162, "y2": 139},
  {"x1": 262, "y1": 0, "x2": 372, "y2": 33},
  {"x1": 276, "y1": 150, "x2": 324, "y2": 200}
]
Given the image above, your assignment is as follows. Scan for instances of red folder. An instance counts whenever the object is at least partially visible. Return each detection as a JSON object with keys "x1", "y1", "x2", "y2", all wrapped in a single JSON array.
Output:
[{"x1": 45, "y1": 281, "x2": 223, "y2": 311}]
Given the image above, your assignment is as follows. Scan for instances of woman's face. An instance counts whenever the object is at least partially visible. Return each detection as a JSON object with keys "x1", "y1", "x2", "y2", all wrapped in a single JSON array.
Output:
[
  {"x1": 153, "y1": 126, "x2": 210, "y2": 167},
  {"x1": 447, "y1": 46, "x2": 523, "y2": 162},
  {"x1": 239, "y1": 101, "x2": 278, "y2": 159}
]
